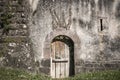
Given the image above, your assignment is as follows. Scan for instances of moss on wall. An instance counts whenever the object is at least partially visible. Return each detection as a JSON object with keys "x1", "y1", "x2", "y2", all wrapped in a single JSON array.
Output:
[
  {"x1": 0, "y1": 1, "x2": 13, "y2": 35},
  {"x1": 0, "y1": 44, "x2": 8, "y2": 57},
  {"x1": 0, "y1": 0, "x2": 33, "y2": 73},
  {"x1": 0, "y1": 36, "x2": 27, "y2": 43}
]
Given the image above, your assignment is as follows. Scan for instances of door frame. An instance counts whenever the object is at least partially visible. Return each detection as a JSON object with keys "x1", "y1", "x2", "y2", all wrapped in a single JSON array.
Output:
[
  {"x1": 44, "y1": 29, "x2": 81, "y2": 76},
  {"x1": 50, "y1": 35, "x2": 75, "y2": 78}
]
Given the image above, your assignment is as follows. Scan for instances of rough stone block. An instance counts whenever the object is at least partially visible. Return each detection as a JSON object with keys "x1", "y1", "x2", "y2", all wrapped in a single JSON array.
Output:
[
  {"x1": 39, "y1": 67, "x2": 50, "y2": 75},
  {"x1": 41, "y1": 59, "x2": 50, "y2": 67}
]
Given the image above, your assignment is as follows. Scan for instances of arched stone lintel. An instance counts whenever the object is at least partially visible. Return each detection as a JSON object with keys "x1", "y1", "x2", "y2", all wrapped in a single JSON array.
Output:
[{"x1": 44, "y1": 29, "x2": 81, "y2": 59}]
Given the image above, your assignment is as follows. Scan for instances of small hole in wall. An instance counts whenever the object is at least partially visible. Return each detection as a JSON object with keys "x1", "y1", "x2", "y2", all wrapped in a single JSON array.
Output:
[{"x1": 73, "y1": 18, "x2": 76, "y2": 23}]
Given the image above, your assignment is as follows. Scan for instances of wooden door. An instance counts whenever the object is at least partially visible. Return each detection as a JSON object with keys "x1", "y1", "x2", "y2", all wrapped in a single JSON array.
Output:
[{"x1": 51, "y1": 41, "x2": 69, "y2": 78}]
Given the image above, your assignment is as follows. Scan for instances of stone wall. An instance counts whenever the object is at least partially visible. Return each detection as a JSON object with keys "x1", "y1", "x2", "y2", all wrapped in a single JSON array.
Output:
[
  {"x1": 0, "y1": 0, "x2": 35, "y2": 72},
  {"x1": 29, "y1": 0, "x2": 120, "y2": 75},
  {"x1": 0, "y1": 0, "x2": 120, "y2": 76}
]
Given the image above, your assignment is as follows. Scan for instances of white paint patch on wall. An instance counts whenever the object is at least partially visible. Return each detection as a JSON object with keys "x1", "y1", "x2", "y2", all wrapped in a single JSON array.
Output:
[
  {"x1": 29, "y1": 0, "x2": 39, "y2": 11},
  {"x1": 112, "y1": 0, "x2": 119, "y2": 14},
  {"x1": 78, "y1": 1, "x2": 92, "y2": 23},
  {"x1": 29, "y1": 8, "x2": 53, "y2": 61},
  {"x1": 109, "y1": 19, "x2": 119, "y2": 39},
  {"x1": 107, "y1": 0, "x2": 120, "y2": 39},
  {"x1": 76, "y1": 25, "x2": 96, "y2": 61},
  {"x1": 94, "y1": 0, "x2": 99, "y2": 5}
]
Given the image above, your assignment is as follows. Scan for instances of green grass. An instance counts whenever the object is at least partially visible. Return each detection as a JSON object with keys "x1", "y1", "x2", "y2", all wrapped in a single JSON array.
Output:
[
  {"x1": 0, "y1": 67, "x2": 120, "y2": 80},
  {"x1": 67, "y1": 70, "x2": 120, "y2": 80},
  {"x1": 0, "y1": 67, "x2": 50, "y2": 80}
]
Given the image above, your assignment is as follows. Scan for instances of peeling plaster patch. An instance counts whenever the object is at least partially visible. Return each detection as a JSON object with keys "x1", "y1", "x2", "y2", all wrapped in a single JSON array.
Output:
[
  {"x1": 76, "y1": 26, "x2": 93, "y2": 44},
  {"x1": 108, "y1": 19, "x2": 119, "y2": 39},
  {"x1": 80, "y1": 54, "x2": 86, "y2": 60},
  {"x1": 32, "y1": 42, "x2": 43, "y2": 61},
  {"x1": 113, "y1": 51, "x2": 120, "y2": 60},
  {"x1": 29, "y1": 0, "x2": 39, "y2": 11},
  {"x1": 79, "y1": 2, "x2": 92, "y2": 23},
  {"x1": 23, "y1": 24, "x2": 27, "y2": 29},
  {"x1": 18, "y1": 59, "x2": 20, "y2": 62},
  {"x1": 80, "y1": 52, "x2": 95, "y2": 61},
  {"x1": 95, "y1": 0, "x2": 99, "y2": 4},
  {"x1": 8, "y1": 49, "x2": 14, "y2": 55},
  {"x1": 27, "y1": 53, "x2": 30, "y2": 58},
  {"x1": 76, "y1": 26, "x2": 96, "y2": 61},
  {"x1": 9, "y1": 43, "x2": 16, "y2": 47},
  {"x1": 0, "y1": 57, "x2": 5, "y2": 62},
  {"x1": 28, "y1": 67, "x2": 32, "y2": 69}
]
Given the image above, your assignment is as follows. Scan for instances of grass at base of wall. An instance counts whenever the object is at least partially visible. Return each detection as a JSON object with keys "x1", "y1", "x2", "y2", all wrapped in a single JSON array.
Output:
[
  {"x1": 65, "y1": 70, "x2": 120, "y2": 80},
  {"x1": 0, "y1": 67, "x2": 120, "y2": 80},
  {"x1": 0, "y1": 67, "x2": 50, "y2": 80}
]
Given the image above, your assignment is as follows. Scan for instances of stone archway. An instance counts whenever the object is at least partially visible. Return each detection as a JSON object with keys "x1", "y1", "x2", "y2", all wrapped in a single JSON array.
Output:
[{"x1": 43, "y1": 29, "x2": 81, "y2": 76}]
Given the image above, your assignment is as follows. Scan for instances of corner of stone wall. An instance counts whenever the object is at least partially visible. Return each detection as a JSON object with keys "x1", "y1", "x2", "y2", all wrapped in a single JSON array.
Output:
[{"x1": 0, "y1": 0, "x2": 35, "y2": 73}]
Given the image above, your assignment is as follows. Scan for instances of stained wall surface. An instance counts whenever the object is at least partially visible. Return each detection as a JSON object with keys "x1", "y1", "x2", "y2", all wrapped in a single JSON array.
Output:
[
  {"x1": 0, "y1": 0, "x2": 120, "y2": 75},
  {"x1": 29, "y1": 0, "x2": 120, "y2": 74}
]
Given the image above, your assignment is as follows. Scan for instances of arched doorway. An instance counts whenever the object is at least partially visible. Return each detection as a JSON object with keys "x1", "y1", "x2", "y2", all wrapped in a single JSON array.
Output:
[
  {"x1": 51, "y1": 35, "x2": 74, "y2": 78},
  {"x1": 43, "y1": 29, "x2": 81, "y2": 78}
]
